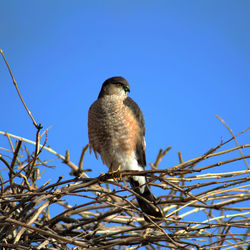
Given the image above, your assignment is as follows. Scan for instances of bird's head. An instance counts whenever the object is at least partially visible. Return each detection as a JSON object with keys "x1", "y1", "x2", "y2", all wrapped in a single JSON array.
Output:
[{"x1": 98, "y1": 76, "x2": 130, "y2": 99}]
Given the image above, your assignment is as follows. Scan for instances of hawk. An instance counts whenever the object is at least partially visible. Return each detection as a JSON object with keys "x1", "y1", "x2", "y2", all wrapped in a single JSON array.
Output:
[{"x1": 88, "y1": 76, "x2": 163, "y2": 221}]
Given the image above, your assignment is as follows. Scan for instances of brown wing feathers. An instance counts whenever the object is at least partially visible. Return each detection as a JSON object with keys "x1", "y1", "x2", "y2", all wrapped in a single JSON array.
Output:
[
  {"x1": 124, "y1": 97, "x2": 163, "y2": 221},
  {"x1": 123, "y1": 97, "x2": 146, "y2": 167}
]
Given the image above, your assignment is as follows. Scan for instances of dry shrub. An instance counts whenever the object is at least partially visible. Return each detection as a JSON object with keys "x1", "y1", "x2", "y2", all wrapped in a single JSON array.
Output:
[{"x1": 0, "y1": 50, "x2": 249, "y2": 249}]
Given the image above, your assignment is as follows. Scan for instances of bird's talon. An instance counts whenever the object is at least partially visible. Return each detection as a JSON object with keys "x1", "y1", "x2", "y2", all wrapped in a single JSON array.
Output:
[
  {"x1": 99, "y1": 172, "x2": 106, "y2": 181},
  {"x1": 108, "y1": 165, "x2": 122, "y2": 181}
]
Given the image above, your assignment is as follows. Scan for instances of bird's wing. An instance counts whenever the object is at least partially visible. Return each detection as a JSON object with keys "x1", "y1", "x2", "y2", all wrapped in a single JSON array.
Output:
[{"x1": 123, "y1": 97, "x2": 146, "y2": 167}]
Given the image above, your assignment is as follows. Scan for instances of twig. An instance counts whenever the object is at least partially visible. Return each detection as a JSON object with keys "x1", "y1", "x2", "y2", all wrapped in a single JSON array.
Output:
[
  {"x1": 0, "y1": 216, "x2": 88, "y2": 247},
  {"x1": 216, "y1": 115, "x2": 250, "y2": 170},
  {"x1": 151, "y1": 146, "x2": 172, "y2": 168},
  {"x1": 78, "y1": 144, "x2": 89, "y2": 173},
  {"x1": 0, "y1": 131, "x2": 86, "y2": 176},
  {"x1": 0, "y1": 49, "x2": 41, "y2": 130}
]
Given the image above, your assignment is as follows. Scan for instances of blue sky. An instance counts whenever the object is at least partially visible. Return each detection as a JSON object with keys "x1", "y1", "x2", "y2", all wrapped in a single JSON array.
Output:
[{"x1": 0, "y1": 0, "x2": 249, "y2": 218}]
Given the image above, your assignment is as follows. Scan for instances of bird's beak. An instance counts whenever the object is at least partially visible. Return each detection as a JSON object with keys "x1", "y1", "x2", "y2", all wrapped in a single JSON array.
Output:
[{"x1": 124, "y1": 85, "x2": 130, "y2": 93}]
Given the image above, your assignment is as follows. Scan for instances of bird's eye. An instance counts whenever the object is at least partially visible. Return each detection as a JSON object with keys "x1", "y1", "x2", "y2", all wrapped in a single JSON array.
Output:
[{"x1": 116, "y1": 83, "x2": 122, "y2": 87}]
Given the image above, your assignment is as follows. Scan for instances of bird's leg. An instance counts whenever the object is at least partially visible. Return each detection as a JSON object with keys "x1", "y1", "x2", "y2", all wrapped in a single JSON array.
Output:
[
  {"x1": 107, "y1": 165, "x2": 122, "y2": 181},
  {"x1": 99, "y1": 165, "x2": 122, "y2": 182}
]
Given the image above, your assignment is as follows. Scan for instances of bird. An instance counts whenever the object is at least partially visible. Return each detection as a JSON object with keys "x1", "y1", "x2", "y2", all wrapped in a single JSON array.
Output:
[{"x1": 88, "y1": 76, "x2": 163, "y2": 221}]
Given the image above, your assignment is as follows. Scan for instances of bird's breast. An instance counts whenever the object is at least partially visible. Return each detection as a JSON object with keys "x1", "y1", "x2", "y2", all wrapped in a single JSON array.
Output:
[{"x1": 88, "y1": 96, "x2": 140, "y2": 166}]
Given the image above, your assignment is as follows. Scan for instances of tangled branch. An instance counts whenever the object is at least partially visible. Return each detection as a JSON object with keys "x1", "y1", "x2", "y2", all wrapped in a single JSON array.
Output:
[
  {"x1": 0, "y1": 49, "x2": 249, "y2": 249},
  {"x1": 0, "y1": 130, "x2": 249, "y2": 249}
]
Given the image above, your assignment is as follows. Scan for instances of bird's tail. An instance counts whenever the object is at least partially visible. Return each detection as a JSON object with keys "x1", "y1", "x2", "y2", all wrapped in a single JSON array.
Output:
[{"x1": 129, "y1": 177, "x2": 163, "y2": 222}]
